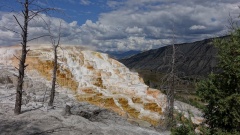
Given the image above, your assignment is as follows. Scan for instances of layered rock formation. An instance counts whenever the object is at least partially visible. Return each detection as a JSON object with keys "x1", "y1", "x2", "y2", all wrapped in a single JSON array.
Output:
[
  {"x1": 0, "y1": 45, "x2": 166, "y2": 126},
  {"x1": 0, "y1": 70, "x2": 167, "y2": 135}
]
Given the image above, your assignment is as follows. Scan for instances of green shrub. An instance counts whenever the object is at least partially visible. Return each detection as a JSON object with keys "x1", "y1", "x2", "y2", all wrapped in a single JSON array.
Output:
[
  {"x1": 197, "y1": 29, "x2": 240, "y2": 133},
  {"x1": 171, "y1": 112, "x2": 196, "y2": 135}
]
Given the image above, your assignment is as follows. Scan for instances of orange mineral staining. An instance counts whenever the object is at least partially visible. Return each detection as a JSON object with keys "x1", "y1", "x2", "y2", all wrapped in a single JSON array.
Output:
[{"x1": 3, "y1": 45, "x2": 167, "y2": 127}]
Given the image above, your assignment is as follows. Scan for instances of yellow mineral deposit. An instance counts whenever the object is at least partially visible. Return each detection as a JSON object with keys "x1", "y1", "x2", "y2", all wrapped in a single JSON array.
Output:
[{"x1": 1, "y1": 45, "x2": 166, "y2": 126}]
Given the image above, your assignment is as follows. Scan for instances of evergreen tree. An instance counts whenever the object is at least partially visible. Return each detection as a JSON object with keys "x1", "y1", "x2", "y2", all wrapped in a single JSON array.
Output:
[{"x1": 197, "y1": 29, "x2": 240, "y2": 133}]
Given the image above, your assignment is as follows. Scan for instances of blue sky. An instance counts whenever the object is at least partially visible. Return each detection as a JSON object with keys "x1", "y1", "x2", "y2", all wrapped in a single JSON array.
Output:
[
  {"x1": 0, "y1": 0, "x2": 240, "y2": 52},
  {"x1": 42, "y1": 0, "x2": 111, "y2": 24},
  {"x1": 1, "y1": 0, "x2": 110, "y2": 24}
]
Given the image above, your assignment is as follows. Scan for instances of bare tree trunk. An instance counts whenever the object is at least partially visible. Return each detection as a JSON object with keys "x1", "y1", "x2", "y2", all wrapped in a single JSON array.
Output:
[
  {"x1": 14, "y1": 0, "x2": 29, "y2": 115},
  {"x1": 10, "y1": 0, "x2": 60, "y2": 114},
  {"x1": 167, "y1": 43, "x2": 175, "y2": 124},
  {"x1": 62, "y1": 105, "x2": 72, "y2": 116},
  {"x1": 48, "y1": 46, "x2": 57, "y2": 106},
  {"x1": 48, "y1": 22, "x2": 61, "y2": 106},
  {"x1": 165, "y1": 25, "x2": 176, "y2": 128}
]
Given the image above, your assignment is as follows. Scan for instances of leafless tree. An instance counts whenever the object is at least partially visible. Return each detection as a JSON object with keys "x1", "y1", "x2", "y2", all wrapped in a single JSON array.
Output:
[
  {"x1": 11, "y1": 0, "x2": 57, "y2": 114},
  {"x1": 14, "y1": 0, "x2": 31, "y2": 115},
  {"x1": 157, "y1": 24, "x2": 186, "y2": 128},
  {"x1": 167, "y1": 29, "x2": 176, "y2": 125},
  {"x1": 47, "y1": 21, "x2": 62, "y2": 106},
  {"x1": 227, "y1": 13, "x2": 240, "y2": 33},
  {"x1": 162, "y1": 27, "x2": 177, "y2": 128}
]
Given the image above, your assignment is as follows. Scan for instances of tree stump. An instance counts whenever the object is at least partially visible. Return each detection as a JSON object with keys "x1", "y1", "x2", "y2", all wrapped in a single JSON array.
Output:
[{"x1": 63, "y1": 105, "x2": 72, "y2": 116}]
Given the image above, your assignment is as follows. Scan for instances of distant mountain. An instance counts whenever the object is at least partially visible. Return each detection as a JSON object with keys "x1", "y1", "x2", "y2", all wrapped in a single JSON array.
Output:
[
  {"x1": 120, "y1": 36, "x2": 228, "y2": 78},
  {"x1": 103, "y1": 50, "x2": 142, "y2": 59}
]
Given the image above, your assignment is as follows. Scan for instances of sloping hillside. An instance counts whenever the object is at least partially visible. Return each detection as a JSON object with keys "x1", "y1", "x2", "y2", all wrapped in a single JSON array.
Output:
[
  {"x1": 0, "y1": 45, "x2": 166, "y2": 126},
  {"x1": 120, "y1": 36, "x2": 228, "y2": 78},
  {"x1": 103, "y1": 50, "x2": 142, "y2": 59},
  {"x1": 120, "y1": 36, "x2": 227, "y2": 76}
]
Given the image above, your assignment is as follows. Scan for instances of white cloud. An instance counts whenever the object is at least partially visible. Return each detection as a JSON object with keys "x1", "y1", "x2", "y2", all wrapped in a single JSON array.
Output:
[
  {"x1": 107, "y1": 1, "x2": 123, "y2": 9},
  {"x1": 0, "y1": 12, "x2": 83, "y2": 46},
  {"x1": 0, "y1": 30, "x2": 15, "y2": 38},
  {"x1": 0, "y1": 1, "x2": 240, "y2": 52},
  {"x1": 189, "y1": 25, "x2": 206, "y2": 30},
  {"x1": 80, "y1": 0, "x2": 91, "y2": 5},
  {"x1": 69, "y1": 21, "x2": 78, "y2": 27},
  {"x1": 125, "y1": 26, "x2": 143, "y2": 34}
]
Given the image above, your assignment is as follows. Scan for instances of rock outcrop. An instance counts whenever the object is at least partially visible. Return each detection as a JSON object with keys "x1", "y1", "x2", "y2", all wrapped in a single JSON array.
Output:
[
  {"x1": 0, "y1": 69, "x2": 169, "y2": 135},
  {"x1": 0, "y1": 45, "x2": 167, "y2": 126}
]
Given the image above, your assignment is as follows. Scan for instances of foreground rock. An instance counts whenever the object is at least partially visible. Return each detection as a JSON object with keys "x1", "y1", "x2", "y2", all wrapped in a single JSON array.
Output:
[{"x1": 0, "y1": 70, "x2": 170, "y2": 135}]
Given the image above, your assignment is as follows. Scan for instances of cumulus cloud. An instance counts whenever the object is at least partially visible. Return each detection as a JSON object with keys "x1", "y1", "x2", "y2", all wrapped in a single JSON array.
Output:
[
  {"x1": 90, "y1": 0, "x2": 240, "y2": 51},
  {"x1": 189, "y1": 25, "x2": 206, "y2": 30},
  {"x1": 125, "y1": 26, "x2": 143, "y2": 34},
  {"x1": 0, "y1": 0, "x2": 240, "y2": 52},
  {"x1": 69, "y1": 21, "x2": 78, "y2": 27},
  {"x1": 0, "y1": 12, "x2": 82, "y2": 46}
]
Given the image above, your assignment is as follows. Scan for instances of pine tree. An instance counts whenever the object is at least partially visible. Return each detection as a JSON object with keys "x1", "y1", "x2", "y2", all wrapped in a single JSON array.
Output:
[{"x1": 197, "y1": 29, "x2": 240, "y2": 133}]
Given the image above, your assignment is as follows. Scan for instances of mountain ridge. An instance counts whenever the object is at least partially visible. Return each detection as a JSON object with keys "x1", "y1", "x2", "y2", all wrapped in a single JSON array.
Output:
[
  {"x1": 102, "y1": 50, "x2": 142, "y2": 59},
  {"x1": 120, "y1": 36, "x2": 229, "y2": 77}
]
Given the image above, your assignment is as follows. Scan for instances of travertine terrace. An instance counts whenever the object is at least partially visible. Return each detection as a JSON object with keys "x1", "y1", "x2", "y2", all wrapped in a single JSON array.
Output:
[{"x1": 0, "y1": 45, "x2": 167, "y2": 126}]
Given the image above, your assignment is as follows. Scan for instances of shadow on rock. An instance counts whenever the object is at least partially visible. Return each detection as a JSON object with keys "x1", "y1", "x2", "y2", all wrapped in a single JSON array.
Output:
[{"x1": 0, "y1": 119, "x2": 47, "y2": 135}]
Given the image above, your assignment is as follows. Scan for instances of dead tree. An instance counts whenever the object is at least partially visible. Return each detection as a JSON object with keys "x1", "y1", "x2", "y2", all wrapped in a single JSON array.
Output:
[
  {"x1": 157, "y1": 24, "x2": 184, "y2": 128},
  {"x1": 62, "y1": 105, "x2": 72, "y2": 116},
  {"x1": 12, "y1": 0, "x2": 57, "y2": 114},
  {"x1": 167, "y1": 33, "x2": 176, "y2": 124},
  {"x1": 14, "y1": 0, "x2": 30, "y2": 115},
  {"x1": 162, "y1": 31, "x2": 176, "y2": 128},
  {"x1": 48, "y1": 21, "x2": 62, "y2": 106}
]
